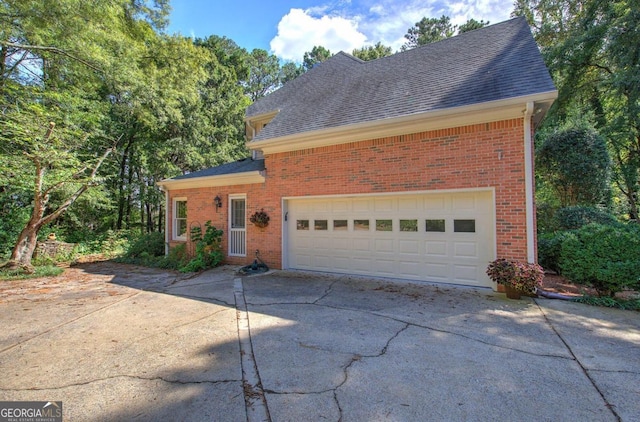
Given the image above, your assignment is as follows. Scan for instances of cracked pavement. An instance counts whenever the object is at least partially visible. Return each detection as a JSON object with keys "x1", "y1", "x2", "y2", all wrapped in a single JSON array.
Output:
[{"x1": 0, "y1": 262, "x2": 638, "y2": 421}]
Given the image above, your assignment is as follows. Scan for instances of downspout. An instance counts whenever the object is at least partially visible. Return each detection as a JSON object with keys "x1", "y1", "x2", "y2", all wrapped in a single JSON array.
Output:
[
  {"x1": 524, "y1": 102, "x2": 535, "y2": 263},
  {"x1": 163, "y1": 187, "x2": 169, "y2": 256}
]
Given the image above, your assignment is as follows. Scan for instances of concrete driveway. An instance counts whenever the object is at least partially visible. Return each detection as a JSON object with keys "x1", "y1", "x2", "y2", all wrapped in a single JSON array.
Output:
[{"x1": 0, "y1": 262, "x2": 638, "y2": 421}]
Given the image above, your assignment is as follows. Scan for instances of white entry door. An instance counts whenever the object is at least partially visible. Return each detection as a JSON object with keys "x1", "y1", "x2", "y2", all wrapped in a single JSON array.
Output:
[{"x1": 286, "y1": 191, "x2": 495, "y2": 288}]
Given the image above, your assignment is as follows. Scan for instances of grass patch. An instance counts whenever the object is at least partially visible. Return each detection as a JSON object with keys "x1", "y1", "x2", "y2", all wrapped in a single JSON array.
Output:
[
  {"x1": 574, "y1": 295, "x2": 640, "y2": 311},
  {"x1": 0, "y1": 265, "x2": 64, "y2": 281}
]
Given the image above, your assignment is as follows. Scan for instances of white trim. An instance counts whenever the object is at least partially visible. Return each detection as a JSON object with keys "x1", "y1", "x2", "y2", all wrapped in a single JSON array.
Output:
[
  {"x1": 157, "y1": 171, "x2": 265, "y2": 190},
  {"x1": 248, "y1": 91, "x2": 558, "y2": 154},
  {"x1": 228, "y1": 194, "x2": 247, "y2": 257},
  {"x1": 281, "y1": 186, "x2": 495, "y2": 202},
  {"x1": 281, "y1": 187, "x2": 496, "y2": 272},
  {"x1": 524, "y1": 102, "x2": 536, "y2": 263},
  {"x1": 172, "y1": 197, "x2": 188, "y2": 241}
]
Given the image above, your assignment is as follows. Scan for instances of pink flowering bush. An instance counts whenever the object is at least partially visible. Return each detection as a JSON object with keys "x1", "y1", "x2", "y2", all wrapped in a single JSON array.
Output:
[{"x1": 486, "y1": 259, "x2": 544, "y2": 294}]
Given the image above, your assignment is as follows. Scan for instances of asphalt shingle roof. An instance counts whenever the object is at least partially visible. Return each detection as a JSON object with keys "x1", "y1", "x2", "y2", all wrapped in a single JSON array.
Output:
[
  {"x1": 246, "y1": 17, "x2": 556, "y2": 142},
  {"x1": 170, "y1": 157, "x2": 264, "y2": 180}
]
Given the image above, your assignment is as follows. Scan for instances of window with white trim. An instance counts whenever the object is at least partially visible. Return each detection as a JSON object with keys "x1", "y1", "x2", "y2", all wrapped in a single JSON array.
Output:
[{"x1": 173, "y1": 198, "x2": 187, "y2": 241}]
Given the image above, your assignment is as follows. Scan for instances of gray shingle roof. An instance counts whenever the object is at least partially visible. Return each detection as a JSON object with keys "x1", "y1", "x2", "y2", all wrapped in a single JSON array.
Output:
[
  {"x1": 170, "y1": 158, "x2": 264, "y2": 180},
  {"x1": 246, "y1": 17, "x2": 555, "y2": 142}
]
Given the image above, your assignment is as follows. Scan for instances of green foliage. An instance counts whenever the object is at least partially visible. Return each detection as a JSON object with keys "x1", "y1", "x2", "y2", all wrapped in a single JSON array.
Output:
[
  {"x1": 553, "y1": 206, "x2": 618, "y2": 231},
  {"x1": 180, "y1": 221, "x2": 224, "y2": 272},
  {"x1": 401, "y1": 16, "x2": 488, "y2": 51},
  {"x1": 160, "y1": 243, "x2": 189, "y2": 270},
  {"x1": 574, "y1": 295, "x2": 640, "y2": 311},
  {"x1": 515, "y1": 0, "x2": 640, "y2": 220},
  {"x1": 125, "y1": 232, "x2": 165, "y2": 258},
  {"x1": 536, "y1": 127, "x2": 611, "y2": 207},
  {"x1": 303, "y1": 46, "x2": 332, "y2": 71},
  {"x1": 537, "y1": 231, "x2": 571, "y2": 273},
  {"x1": 402, "y1": 15, "x2": 455, "y2": 50},
  {"x1": 352, "y1": 42, "x2": 393, "y2": 61},
  {"x1": 245, "y1": 48, "x2": 280, "y2": 101},
  {"x1": 486, "y1": 259, "x2": 544, "y2": 294},
  {"x1": 0, "y1": 265, "x2": 64, "y2": 280},
  {"x1": 559, "y1": 223, "x2": 640, "y2": 297},
  {"x1": 72, "y1": 230, "x2": 129, "y2": 257},
  {"x1": 458, "y1": 19, "x2": 490, "y2": 34}
]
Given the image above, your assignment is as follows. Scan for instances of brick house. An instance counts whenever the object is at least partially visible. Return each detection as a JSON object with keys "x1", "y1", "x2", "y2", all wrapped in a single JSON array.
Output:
[{"x1": 158, "y1": 17, "x2": 557, "y2": 290}]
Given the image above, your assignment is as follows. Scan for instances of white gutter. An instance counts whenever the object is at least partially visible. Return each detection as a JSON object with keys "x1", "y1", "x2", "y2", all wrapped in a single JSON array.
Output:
[
  {"x1": 157, "y1": 170, "x2": 266, "y2": 190},
  {"x1": 247, "y1": 91, "x2": 558, "y2": 154},
  {"x1": 524, "y1": 101, "x2": 535, "y2": 263}
]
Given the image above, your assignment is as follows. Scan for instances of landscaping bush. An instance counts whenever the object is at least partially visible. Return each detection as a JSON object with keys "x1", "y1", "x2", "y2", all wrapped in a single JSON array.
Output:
[
  {"x1": 180, "y1": 222, "x2": 223, "y2": 272},
  {"x1": 559, "y1": 223, "x2": 640, "y2": 297},
  {"x1": 537, "y1": 231, "x2": 571, "y2": 274},
  {"x1": 553, "y1": 206, "x2": 618, "y2": 231},
  {"x1": 125, "y1": 232, "x2": 165, "y2": 258}
]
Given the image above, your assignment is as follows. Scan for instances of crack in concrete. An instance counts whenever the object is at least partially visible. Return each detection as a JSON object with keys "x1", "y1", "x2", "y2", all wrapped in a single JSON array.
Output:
[
  {"x1": 0, "y1": 375, "x2": 241, "y2": 391},
  {"x1": 260, "y1": 323, "x2": 410, "y2": 422},
  {"x1": 160, "y1": 292, "x2": 235, "y2": 307},
  {"x1": 588, "y1": 369, "x2": 640, "y2": 375},
  {"x1": 0, "y1": 291, "x2": 141, "y2": 355},
  {"x1": 251, "y1": 301, "x2": 575, "y2": 361},
  {"x1": 534, "y1": 299, "x2": 622, "y2": 422},
  {"x1": 234, "y1": 278, "x2": 272, "y2": 422},
  {"x1": 313, "y1": 278, "x2": 341, "y2": 304}
]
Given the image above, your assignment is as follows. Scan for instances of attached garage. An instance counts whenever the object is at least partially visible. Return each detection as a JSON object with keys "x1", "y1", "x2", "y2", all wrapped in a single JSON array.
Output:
[{"x1": 284, "y1": 190, "x2": 496, "y2": 288}]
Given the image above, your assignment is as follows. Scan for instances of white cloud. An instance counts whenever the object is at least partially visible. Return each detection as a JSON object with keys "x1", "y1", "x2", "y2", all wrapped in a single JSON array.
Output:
[
  {"x1": 270, "y1": 8, "x2": 368, "y2": 62},
  {"x1": 270, "y1": 1, "x2": 513, "y2": 62}
]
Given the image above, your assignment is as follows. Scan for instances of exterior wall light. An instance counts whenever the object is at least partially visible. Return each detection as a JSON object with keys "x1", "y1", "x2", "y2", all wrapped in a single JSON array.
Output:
[{"x1": 214, "y1": 195, "x2": 222, "y2": 210}]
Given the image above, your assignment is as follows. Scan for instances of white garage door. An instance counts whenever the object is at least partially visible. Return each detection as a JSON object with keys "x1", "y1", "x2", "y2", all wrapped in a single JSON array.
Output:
[{"x1": 286, "y1": 191, "x2": 495, "y2": 288}]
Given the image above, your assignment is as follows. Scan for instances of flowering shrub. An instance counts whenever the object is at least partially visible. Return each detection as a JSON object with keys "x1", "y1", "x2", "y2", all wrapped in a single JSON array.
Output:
[
  {"x1": 250, "y1": 209, "x2": 270, "y2": 227},
  {"x1": 486, "y1": 259, "x2": 544, "y2": 294}
]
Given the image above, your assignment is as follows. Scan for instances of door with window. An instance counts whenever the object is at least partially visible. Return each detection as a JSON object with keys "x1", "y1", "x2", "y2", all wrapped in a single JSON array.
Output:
[{"x1": 229, "y1": 196, "x2": 246, "y2": 256}]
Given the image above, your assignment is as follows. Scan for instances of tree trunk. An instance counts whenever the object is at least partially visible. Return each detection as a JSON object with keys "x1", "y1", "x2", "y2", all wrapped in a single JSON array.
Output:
[{"x1": 5, "y1": 221, "x2": 41, "y2": 272}]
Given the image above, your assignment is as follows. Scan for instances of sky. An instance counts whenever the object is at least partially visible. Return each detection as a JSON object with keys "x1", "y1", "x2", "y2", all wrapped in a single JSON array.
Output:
[{"x1": 167, "y1": 0, "x2": 515, "y2": 62}]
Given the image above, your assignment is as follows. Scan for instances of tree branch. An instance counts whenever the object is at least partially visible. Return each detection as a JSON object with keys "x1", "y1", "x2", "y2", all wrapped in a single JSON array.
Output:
[
  {"x1": 0, "y1": 41, "x2": 103, "y2": 73},
  {"x1": 39, "y1": 146, "x2": 114, "y2": 228}
]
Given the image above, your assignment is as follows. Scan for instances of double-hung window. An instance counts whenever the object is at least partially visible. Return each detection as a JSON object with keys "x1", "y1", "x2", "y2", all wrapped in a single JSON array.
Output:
[{"x1": 173, "y1": 198, "x2": 187, "y2": 241}]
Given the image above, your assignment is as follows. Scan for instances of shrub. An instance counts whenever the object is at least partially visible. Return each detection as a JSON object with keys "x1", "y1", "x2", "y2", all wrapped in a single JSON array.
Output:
[
  {"x1": 486, "y1": 259, "x2": 544, "y2": 294},
  {"x1": 179, "y1": 221, "x2": 223, "y2": 273},
  {"x1": 125, "y1": 232, "x2": 165, "y2": 258},
  {"x1": 559, "y1": 223, "x2": 640, "y2": 297},
  {"x1": 553, "y1": 206, "x2": 618, "y2": 231},
  {"x1": 537, "y1": 232, "x2": 572, "y2": 274},
  {"x1": 159, "y1": 243, "x2": 189, "y2": 270}
]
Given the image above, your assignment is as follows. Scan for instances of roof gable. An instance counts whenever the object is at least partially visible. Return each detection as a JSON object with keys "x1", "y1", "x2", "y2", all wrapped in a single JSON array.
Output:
[{"x1": 246, "y1": 17, "x2": 556, "y2": 143}]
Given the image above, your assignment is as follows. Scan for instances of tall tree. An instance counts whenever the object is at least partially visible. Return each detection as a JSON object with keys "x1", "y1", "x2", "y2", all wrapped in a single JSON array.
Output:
[
  {"x1": 245, "y1": 48, "x2": 280, "y2": 101},
  {"x1": 303, "y1": 46, "x2": 332, "y2": 71},
  {"x1": 536, "y1": 127, "x2": 611, "y2": 207},
  {"x1": 458, "y1": 19, "x2": 490, "y2": 33},
  {"x1": 514, "y1": 0, "x2": 640, "y2": 220},
  {"x1": 0, "y1": 0, "x2": 170, "y2": 267},
  {"x1": 352, "y1": 42, "x2": 393, "y2": 61},
  {"x1": 280, "y1": 61, "x2": 304, "y2": 85},
  {"x1": 402, "y1": 16, "x2": 489, "y2": 50},
  {"x1": 402, "y1": 16, "x2": 455, "y2": 50}
]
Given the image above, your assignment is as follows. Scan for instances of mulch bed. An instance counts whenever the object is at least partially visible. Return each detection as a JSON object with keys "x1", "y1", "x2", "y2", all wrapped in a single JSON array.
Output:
[{"x1": 541, "y1": 272, "x2": 639, "y2": 300}]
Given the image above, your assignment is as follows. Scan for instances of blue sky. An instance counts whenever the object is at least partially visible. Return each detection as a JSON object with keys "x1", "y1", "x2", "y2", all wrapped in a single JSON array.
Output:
[{"x1": 167, "y1": 0, "x2": 514, "y2": 62}]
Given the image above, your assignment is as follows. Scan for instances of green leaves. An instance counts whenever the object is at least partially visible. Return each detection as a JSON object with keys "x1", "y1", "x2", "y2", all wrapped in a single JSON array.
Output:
[{"x1": 536, "y1": 127, "x2": 611, "y2": 207}]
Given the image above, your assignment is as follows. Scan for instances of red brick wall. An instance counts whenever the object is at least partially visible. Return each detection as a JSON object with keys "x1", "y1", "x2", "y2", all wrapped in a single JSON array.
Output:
[{"x1": 168, "y1": 118, "x2": 532, "y2": 268}]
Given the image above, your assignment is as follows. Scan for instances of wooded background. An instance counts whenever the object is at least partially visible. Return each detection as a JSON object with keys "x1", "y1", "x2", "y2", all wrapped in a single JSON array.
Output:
[{"x1": 1, "y1": 0, "x2": 638, "y2": 266}]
